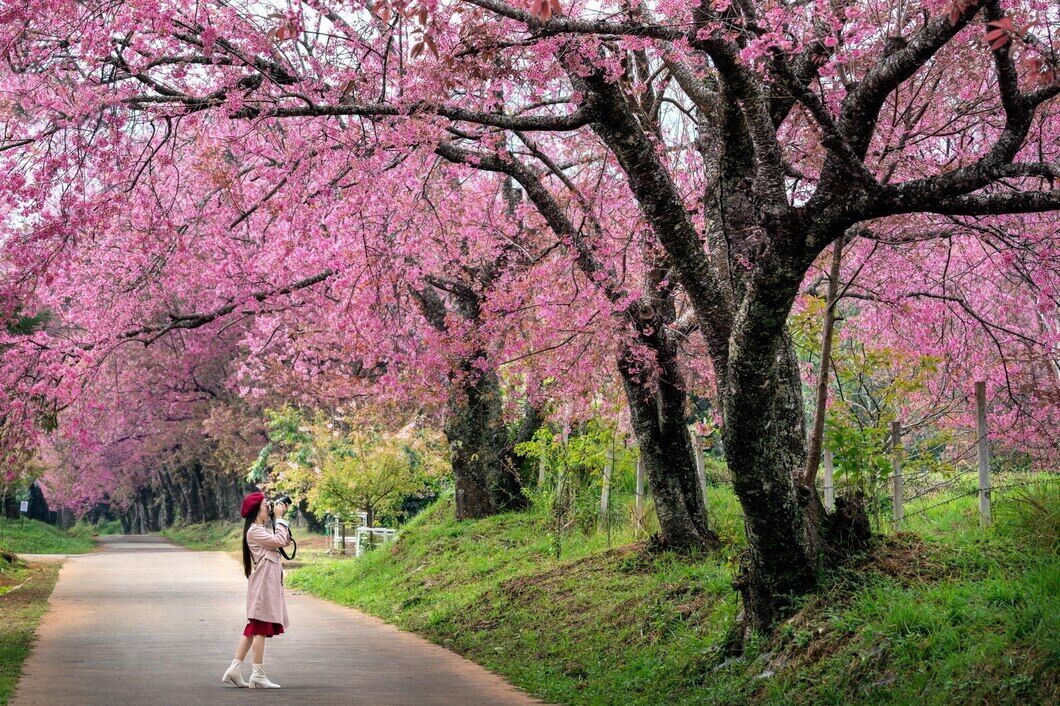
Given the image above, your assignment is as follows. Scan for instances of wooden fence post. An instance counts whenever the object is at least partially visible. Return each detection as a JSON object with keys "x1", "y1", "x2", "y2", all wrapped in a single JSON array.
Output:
[
  {"x1": 692, "y1": 432, "x2": 708, "y2": 504},
  {"x1": 976, "y1": 381, "x2": 992, "y2": 529},
  {"x1": 599, "y1": 445, "x2": 613, "y2": 525},
  {"x1": 537, "y1": 454, "x2": 546, "y2": 489},
  {"x1": 891, "y1": 421, "x2": 903, "y2": 528},
  {"x1": 634, "y1": 455, "x2": 645, "y2": 535},
  {"x1": 823, "y1": 448, "x2": 835, "y2": 512}
]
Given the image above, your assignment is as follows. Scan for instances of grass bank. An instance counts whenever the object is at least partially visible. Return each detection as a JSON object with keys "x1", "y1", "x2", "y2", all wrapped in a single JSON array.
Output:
[
  {"x1": 0, "y1": 518, "x2": 96, "y2": 555},
  {"x1": 287, "y1": 483, "x2": 1059, "y2": 705},
  {"x1": 69, "y1": 519, "x2": 123, "y2": 541},
  {"x1": 159, "y1": 520, "x2": 331, "y2": 567},
  {"x1": 160, "y1": 520, "x2": 245, "y2": 552},
  {"x1": 0, "y1": 555, "x2": 61, "y2": 705}
]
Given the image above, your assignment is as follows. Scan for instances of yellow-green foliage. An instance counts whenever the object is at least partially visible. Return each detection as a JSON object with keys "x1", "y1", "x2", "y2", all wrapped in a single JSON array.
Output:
[{"x1": 260, "y1": 407, "x2": 449, "y2": 523}]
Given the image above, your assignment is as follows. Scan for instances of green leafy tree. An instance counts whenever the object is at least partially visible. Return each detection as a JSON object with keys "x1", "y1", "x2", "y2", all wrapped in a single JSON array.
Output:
[{"x1": 256, "y1": 407, "x2": 448, "y2": 527}]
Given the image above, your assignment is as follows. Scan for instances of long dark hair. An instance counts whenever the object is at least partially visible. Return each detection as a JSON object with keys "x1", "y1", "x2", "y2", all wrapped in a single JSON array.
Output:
[{"x1": 241, "y1": 500, "x2": 262, "y2": 578}]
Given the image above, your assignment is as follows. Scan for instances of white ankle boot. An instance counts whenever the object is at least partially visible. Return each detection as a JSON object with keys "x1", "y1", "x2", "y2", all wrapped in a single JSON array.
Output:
[
  {"x1": 248, "y1": 663, "x2": 281, "y2": 689},
  {"x1": 222, "y1": 659, "x2": 248, "y2": 687}
]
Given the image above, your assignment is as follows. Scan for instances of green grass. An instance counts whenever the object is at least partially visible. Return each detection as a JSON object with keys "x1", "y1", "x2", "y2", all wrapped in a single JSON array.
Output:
[
  {"x1": 0, "y1": 518, "x2": 96, "y2": 555},
  {"x1": 0, "y1": 559, "x2": 60, "y2": 705},
  {"x1": 287, "y1": 482, "x2": 1059, "y2": 705},
  {"x1": 68, "y1": 519, "x2": 124, "y2": 541},
  {"x1": 160, "y1": 520, "x2": 245, "y2": 552}
]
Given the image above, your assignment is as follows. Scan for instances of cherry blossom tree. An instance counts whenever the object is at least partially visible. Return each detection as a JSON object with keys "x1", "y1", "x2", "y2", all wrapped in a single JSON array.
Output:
[{"x1": 1, "y1": 0, "x2": 1058, "y2": 632}]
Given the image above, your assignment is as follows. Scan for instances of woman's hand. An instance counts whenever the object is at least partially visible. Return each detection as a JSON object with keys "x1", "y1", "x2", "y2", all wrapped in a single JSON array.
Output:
[{"x1": 273, "y1": 501, "x2": 288, "y2": 517}]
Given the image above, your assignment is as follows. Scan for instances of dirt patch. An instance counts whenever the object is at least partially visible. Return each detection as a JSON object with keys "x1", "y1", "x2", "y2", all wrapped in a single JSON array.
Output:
[
  {"x1": 499, "y1": 543, "x2": 652, "y2": 600},
  {"x1": 857, "y1": 533, "x2": 964, "y2": 584},
  {"x1": 1, "y1": 562, "x2": 59, "y2": 606}
]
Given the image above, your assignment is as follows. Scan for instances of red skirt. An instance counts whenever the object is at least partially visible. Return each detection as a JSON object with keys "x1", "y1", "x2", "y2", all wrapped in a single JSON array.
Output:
[{"x1": 243, "y1": 619, "x2": 285, "y2": 638}]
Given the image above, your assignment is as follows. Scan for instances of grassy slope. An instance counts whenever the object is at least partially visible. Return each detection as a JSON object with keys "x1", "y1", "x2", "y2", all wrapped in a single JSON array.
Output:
[
  {"x1": 160, "y1": 520, "x2": 246, "y2": 552},
  {"x1": 0, "y1": 558, "x2": 61, "y2": 705},
  {"x1": 69, "y1": 519, "x2": 124, "y2": 541},
  {"x1": 0, "y1": 518, "x2": 91, "y2": 703},
  {"x1": 0, "y1": 518, "x2": 95, "y2": 555},
  {"x1": 159, "y1": 521, "x2": 331, "y2": 570},
  {"x1": 288, "y1": 485, "x2": 1059, "y2": 705}
]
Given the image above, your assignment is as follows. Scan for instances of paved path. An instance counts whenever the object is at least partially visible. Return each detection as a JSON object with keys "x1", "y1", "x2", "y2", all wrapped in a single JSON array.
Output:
[{"x1": 13, "y1": 535, "x2": 536, "y2": 705}]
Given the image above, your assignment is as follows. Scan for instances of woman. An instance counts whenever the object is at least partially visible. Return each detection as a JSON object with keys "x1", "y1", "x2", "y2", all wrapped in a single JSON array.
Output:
[{"x1": 222, "y1": 491, "x2": 292, "y2": 689}]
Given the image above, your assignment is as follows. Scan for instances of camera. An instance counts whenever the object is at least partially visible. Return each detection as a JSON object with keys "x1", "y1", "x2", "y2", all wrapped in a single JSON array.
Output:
[
  {"x1": 268, "y1": 495, "x2": 293, "y2": 518},
  {"x1": 267, "y1": 494, "x2": 298, "y2": 560}
]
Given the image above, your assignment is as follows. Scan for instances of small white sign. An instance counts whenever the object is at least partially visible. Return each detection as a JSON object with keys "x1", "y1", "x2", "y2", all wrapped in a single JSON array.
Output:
[{"x1": 19, "y1": 500, "x2": 29, "y2": 513}]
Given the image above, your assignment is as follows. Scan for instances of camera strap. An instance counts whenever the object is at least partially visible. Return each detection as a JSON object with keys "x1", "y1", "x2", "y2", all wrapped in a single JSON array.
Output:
[
  {"x1": 269, "y1": 519, "x2": 298, "y2": 561},
  {"x1": 279, "y1": 536, "x2": 297, "y2": 561}
]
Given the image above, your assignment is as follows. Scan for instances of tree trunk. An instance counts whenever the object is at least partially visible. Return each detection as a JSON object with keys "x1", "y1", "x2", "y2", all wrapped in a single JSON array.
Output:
[
  {"x1": 411, "y1": 282, "x2": 529, "y2": 520},
  {"x1": 445, "y1": 365, "x2": 515, "y2": 519},
  {"x1": 182, "y1": 467, "x2": 202, "y2": 523},
  {"x1": 2, "y1": 491, "x2": 17, "y2": 519},
  {"x1": 227, "y1": 478, "x2": 245, "y2": 520},
  {"x1": 144, "y1": 485, "x2": 162, "y2": 532},
  {"x1": 173, "y1": 474, "x2": 191, "y2": 524},
  {"x1": 197, "y1": 465, "x2": 220, "y2": 522},
  {"x1": 27, "y1": 482, "x2": 50, "y2": 522},
  {"x1": 159, "y1": 478, "x2": 175, "y2": 528},
  {"x1": 804, "y1": 234, "x2": 844, "y2": 484},
  {"x1": 723, "y1": 279, "x2": 823, "y2": 632},
  {"x1": 619, "y1": 346, "x2": 716, "y2": 551},
  {"x1": 132, "y1": 500, "x2": 145, "y2": 534}
]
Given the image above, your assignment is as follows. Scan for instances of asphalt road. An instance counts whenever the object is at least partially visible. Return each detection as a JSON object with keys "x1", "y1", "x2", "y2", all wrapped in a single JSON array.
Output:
[{"x1": 12, "y1": 535, "x2": 535, "y2": 705}]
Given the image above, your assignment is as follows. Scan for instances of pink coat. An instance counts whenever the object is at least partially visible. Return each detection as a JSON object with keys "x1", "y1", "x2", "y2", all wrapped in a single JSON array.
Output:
[{"x1": 246, "y1": 520, "x2": 291, "y2": 627}]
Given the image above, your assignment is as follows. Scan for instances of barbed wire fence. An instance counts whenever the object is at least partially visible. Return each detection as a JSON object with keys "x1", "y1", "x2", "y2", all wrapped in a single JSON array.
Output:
[
  {"x1": 825, "y1": 380, "x2": 1059, "y2": 532},
  {"x1": 902, "y1": 476, "x2": 1060, "y2": 524}
]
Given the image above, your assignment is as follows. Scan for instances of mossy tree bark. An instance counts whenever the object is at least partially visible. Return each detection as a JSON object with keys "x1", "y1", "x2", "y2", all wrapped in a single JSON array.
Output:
[{"x1": 412, "y1": 276, "x2": 534, "y2": 520}]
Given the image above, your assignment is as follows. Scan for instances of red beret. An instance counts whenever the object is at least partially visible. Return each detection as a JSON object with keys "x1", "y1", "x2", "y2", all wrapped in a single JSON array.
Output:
[{"x1": 240, "y1": 491, "x2": 265, "y2": 518}]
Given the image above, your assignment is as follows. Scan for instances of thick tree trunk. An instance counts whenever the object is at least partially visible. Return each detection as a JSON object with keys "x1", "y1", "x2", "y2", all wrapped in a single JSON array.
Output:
[
  {"x1": 188, "y1": 470, "x2": 205, "y2": 523},
  {"x1": 722, "y1": 273, "x2": 823, "y2": 632},
  {"x1": 27, "y1": 482, "x2": 50, "y2": 522},
  {"x1": 226, "y1": 478, "x2": 245, "y2": 520},
  {"x1": 168, "y1": 475, "x2": 186, "y2": 524},
  {"x1": 196, "y1": 465, "x2": 220, "y2": 522},
  {"x1": 174, "y1": 474, "x2": 192, "y2": 523},
  {"x1": 619, "y1": 346, "x2": 716, "y2": 551},
  {"x1": 445, "y1": 365, "x2": 519, "y2": 519},
  {"x1": 411, "y1": 283, "x2": 529, "y2": 520},
  {"x1": 144, "y1": 485, "x2": 162, "y2": 531},
  {"x1": 159, "y1": 477, "x2": 176, "y2": 528},
  {"x1": 135, "y1": 487, "x2": 149, "y2": 532},
  {"x1": 132, "y1": 500, "x2": 145, "y2": 534},
  {"x1": 2, "y1": 491, "x2": 18, "y2": 519}
]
